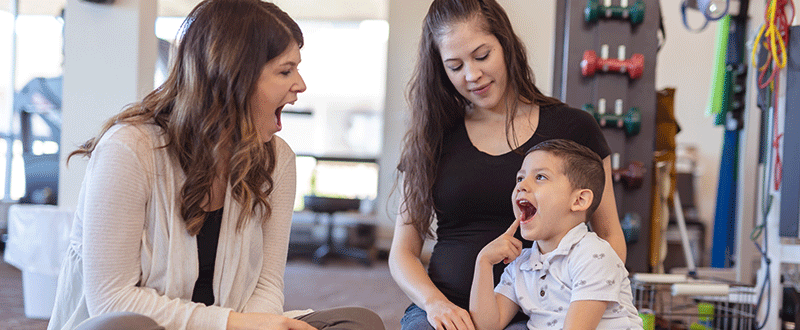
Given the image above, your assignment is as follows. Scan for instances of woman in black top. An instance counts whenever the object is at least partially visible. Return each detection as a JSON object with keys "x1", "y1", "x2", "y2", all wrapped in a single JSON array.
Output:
[{"x1": 388, "y1": 1, "x2": 626, "y2": 329}]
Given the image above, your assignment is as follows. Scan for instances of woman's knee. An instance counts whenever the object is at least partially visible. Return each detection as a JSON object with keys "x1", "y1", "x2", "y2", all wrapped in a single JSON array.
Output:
[
  {"x1": 75, "y1": 312, "x2": 164, "y2": 330},
  {"x1": 334, "y1": 307, "x2": 384, "y2": 330},
  {"x1": 401, "y1": 318, "x2": 435, "y2": 330},
  {"x1": 400, "y1": 304, "x2": 434, "y2": 330},
  {"x1": 298, "y1": 306, "x2": 385, "y2": 330}
]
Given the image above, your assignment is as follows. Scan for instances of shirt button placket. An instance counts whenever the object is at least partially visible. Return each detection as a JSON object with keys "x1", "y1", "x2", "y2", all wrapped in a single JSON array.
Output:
[{"x1": 539, "y1": 273, "x2": 547, "y2": 297}]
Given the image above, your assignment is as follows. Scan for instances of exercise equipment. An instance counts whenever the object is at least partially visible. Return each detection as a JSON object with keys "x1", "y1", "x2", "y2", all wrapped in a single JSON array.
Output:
[
  {"x1": 585, "y1": 0, "x2": 646, "y2": 25},
  {"x1": 612, "y1": 155, "x2": 645, "y2": 189},
  {"x1": 581, "y1": 48, "x2": 644, "y2": 79},
  {"x1": 649, "y1": 158, "x2": 697, "y2": 276},
  {"x1": 711, "y1": 130, "x2": 738, "y2": 268},
  {"x1": 710, "y1": 1, "x2": 754, "y2": 269},
  {"x1": 554, "y1": 0, "x2": 659, "y2": 274},
  {"x1": 582, "y1": 99, "x2": 642, "y2": 136},
  {"x1": 620, "y1": 212, "x2": 642, "y2": 244},
  {"x1": 707, "y1": 15, "x2": 730, "y2": 117},
  {"x1": 15, "y1": 77, "x2": 63, "y2": 205},
  {"x1": 681, "y1": 0, "x2": 731, "y2": 32}
]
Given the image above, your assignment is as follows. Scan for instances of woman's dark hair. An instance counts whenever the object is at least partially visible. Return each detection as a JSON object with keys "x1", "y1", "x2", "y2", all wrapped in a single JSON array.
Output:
[
  {"x1": 399, "y1": 0, "x2": 562, "y2": 238},
  {"x1": 68, "y1": 0, "x2": 303, "y2": 235},
  {"x1": 527, "y1": 139, "x2": 605, "y2": 220}
]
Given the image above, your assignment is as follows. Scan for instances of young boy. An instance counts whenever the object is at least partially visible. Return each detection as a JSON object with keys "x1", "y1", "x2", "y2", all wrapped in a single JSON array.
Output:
[{"x1": 470, "y1": 139, "x2": 643, "y2": 330}]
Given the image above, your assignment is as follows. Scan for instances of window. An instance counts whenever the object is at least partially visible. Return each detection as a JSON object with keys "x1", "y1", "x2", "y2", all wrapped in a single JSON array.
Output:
[
  {"x1": 1, "y1": 11, "x2": 64, "y2": 201},
  {"x1": 278, "y1": 20, "x2": 387, "y2": 212},
  {"x1": 278, "y1": 20, "x2": 388, "y2": 159},
  {"x1": 1, "y1": 13, "x2": 388, "y2": 207},
  {"x1": 295, "y1": 156, "x2": 379, "y2": 211},
  {"x1": 158, "y1": 18, "x2": 388, "y2": 210}
]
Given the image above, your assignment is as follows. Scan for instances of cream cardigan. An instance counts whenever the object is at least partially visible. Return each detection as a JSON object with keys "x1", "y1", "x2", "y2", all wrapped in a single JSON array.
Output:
[{"x1": 48, "y1": 124, "x2": 297, "y2": 330}]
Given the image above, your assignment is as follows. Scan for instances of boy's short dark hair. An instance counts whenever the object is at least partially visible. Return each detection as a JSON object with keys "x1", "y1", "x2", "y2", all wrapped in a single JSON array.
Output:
[{"x1": 526, "y1": 139, "x2": 605, "y2": 219}]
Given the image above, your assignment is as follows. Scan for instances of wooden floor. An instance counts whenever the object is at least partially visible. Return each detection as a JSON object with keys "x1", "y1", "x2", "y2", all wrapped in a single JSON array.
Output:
[{"x1": 0, "y1": 255, "x2": 409, "y2": 330}]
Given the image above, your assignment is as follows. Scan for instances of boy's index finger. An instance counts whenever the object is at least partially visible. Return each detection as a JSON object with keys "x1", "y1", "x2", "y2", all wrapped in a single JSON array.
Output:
[{"x1": 504, "y1": 217, "x2": 521, "y2": 236}]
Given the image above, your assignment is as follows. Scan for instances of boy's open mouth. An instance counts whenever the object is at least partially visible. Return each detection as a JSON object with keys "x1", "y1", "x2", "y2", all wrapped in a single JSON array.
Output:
[{"x1": 517, "y1": 199, "x2": 537, "y2": 223}]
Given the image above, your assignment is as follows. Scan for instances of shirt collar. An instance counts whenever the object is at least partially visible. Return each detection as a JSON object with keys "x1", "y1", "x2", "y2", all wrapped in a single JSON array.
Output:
[{"x1": 521, "y1": 223, "x2": 589, "y2": 271}]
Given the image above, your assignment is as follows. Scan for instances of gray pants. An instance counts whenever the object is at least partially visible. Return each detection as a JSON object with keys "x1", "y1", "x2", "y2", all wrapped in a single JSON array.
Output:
[
  {"x1": 297, "y1": 307, "x2": 385, "y2": 329},
  {"x1": 74, "y1": 312, "x2": 164, "y2": 330},
  {"x1": 74, "y1": 307, "x2": 385, "y2": 330}
]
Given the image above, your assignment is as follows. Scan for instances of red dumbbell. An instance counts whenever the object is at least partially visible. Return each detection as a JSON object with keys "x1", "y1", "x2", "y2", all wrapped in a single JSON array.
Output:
[
  {"x1": 581, "y1": 50, "x2": 644, "y2": 79},
  {"x1": 613, "y1": 160, "x2": 645, "y2": 189}
]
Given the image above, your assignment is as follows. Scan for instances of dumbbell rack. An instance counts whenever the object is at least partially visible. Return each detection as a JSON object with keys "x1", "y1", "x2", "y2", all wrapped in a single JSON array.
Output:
[{"x1": 552, "y1": 0, "x2": 661, "y2": 273}]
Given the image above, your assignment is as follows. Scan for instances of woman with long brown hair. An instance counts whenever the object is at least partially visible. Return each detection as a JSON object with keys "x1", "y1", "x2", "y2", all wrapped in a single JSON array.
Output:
[
  {"x1": 388, "y1": 1, "x2": 626, "y2": 329},
  {"x1": 47, "y1": 1, "x2": 384, "y2": 329}
]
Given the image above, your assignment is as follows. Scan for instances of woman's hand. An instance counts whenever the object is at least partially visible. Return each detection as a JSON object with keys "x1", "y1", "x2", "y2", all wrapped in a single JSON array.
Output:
[
  {"x1": 227, "y1": 311, "x2": 316, "y2": 330},
  {"x1": 425, "y1": 299, "x2": 476, "y2": 330}
]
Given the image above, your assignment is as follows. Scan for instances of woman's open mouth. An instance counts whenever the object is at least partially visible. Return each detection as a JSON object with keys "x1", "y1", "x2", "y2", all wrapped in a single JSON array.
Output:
[
  {"x1": 516, "y1": 199, "x2": 537, "y2": 223},
  {"x1": 275, "y1": 105, "x2": 284, "y2": 130}
]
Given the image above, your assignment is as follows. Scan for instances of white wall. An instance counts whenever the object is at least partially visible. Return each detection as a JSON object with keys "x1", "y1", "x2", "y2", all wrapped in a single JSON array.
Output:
[
  {"x1": 59, "y1": 0, "x2": 156, "y2": 208},
  {"x1": 376, "y1": 0, "x2": 429, "y2": 248},
  {"x1": 276, "y1": 20, "x2": 388, "y2": 159}
]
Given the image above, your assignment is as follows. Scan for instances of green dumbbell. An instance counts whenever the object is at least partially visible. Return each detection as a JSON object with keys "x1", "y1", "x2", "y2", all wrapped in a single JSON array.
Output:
[
  {"x1": 585, "y1": 0, "x2": 646, "y2": 25},
  {"x1": 582, "y1": 103, "x2": 641, "y2": 137}
]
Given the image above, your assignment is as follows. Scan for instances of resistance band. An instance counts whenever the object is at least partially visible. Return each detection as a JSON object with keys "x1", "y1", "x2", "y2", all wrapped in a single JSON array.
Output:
[{"x1": 752, "y1": 0, "x2": 794, "y2": 191}]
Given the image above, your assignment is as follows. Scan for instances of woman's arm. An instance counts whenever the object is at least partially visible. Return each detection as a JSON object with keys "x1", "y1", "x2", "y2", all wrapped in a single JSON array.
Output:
[
  {"x1": 243, "y1": 142, "x2": 296, "y2": 314},
  {"x1": 589, "y1": 156, "x2": 626, "y2": 261},
  {"x1": 81, "y1": 127, "x2": 230, "y2": 329},
  {"x1": 388, "y1": 208, "x2": 475, "y2": 330}
]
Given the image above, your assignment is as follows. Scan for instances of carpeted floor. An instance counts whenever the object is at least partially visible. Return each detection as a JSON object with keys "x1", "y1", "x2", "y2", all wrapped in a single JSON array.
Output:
[
  {"x1": 0, "y1": 260, "x2": 50, "y2": 330},
  {"x1": 0, "y1": 257, "x2": 409, "y2": 330}
]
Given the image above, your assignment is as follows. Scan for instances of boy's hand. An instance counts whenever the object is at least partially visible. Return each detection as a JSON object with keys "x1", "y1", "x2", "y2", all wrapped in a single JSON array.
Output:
[{"x1": 477, "y1": 217, "x2": 522, "y2": 265}]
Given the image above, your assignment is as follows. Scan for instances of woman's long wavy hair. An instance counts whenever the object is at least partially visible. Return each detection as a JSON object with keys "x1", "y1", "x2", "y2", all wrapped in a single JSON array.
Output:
[
  {"x1": 399, "y1": 0, "x2": 563, "y2": 238},
  {"x1": 68, "y1": 0, "x2": 303, "y2": 235}
]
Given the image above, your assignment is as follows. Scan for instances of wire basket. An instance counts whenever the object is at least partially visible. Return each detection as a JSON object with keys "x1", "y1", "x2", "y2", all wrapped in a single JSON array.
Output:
[{"x1": 631, "y1": 274, "x2": 757, "y2": 330}]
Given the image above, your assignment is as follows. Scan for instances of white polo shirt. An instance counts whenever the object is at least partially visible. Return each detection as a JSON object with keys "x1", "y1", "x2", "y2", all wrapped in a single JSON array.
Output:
[{"x1": 495, "y1": 223, "x2": 643, "y2": 330}]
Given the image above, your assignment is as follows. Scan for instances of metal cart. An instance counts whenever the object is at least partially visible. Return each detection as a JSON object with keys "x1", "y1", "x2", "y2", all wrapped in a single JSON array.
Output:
[{"x1": 631, "y1": 274, "x2": 757, "y2": 330}]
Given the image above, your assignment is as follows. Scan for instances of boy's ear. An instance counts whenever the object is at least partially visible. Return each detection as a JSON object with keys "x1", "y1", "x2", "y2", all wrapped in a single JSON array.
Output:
[{"x1": 570, "y1": 189, "x2": 592, "y2": 212}]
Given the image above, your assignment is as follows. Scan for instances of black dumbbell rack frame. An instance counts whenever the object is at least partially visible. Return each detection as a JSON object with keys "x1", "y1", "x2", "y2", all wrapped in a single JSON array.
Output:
[{"x1": 552, "y1": 0, "x2": 661, "y2": 273}]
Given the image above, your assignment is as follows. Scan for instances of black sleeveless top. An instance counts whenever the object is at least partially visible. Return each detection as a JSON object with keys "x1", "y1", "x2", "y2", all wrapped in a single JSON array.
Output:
[
  {"x1": 428, "y1": 104, "x2": 611, "y2": 308},
  {"x1": 192, "y1": 208, "x2": 224, "y2": 306}
]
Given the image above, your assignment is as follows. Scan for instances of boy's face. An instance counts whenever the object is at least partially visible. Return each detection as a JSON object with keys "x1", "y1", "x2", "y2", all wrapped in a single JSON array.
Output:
[{"x1": 512, "y1": 150, "x2": 584, "y2": 252}]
